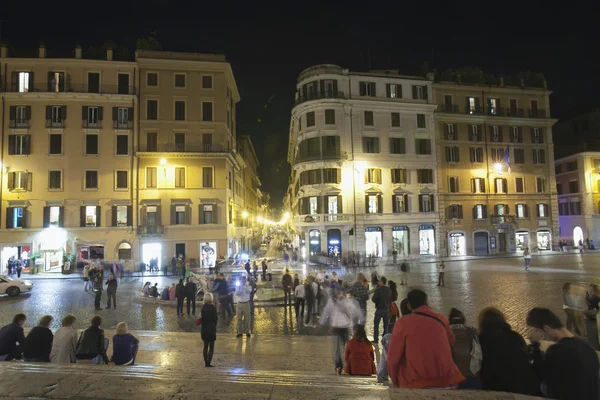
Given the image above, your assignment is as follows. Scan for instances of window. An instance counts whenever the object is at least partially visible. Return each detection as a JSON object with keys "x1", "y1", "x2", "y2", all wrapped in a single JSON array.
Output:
[
  {"x1": 115, "y1": 205, "x2": 129, "y2": 227},
  {"x1": 448, "y1": 204, "x2": 463, "y2": 219},
  {"x1": 147, "y1": 72, "x2": 158, "y2": 87},
  {"x1": 47, "y1": 206, "x2": 61, "y2": 227},
  {"x1": 386, "y1": 83, "x2": 401, "y2": 98},
  {"x1": 8, "y1": 135, "x2": 30, "y2": 155},
  {"x1": 445, "y1": 146, "x2": 459, "y2": 162},
  {"x1": 48, "y1": 105, "x2": 65, "y2": 127},
  {"x1": 48, "y1": 170, "x2": 62, "y2": 190},
  {"x1": 472, "y1": 178, "x2": 485, "y2": 193},
  {"x1": 511, "y1": 127, "x2": 523, "y2": 143},
  {"x1": 419, "y1": 194, "x2": 434, "y2": 212},
  {"x1": 118, "y1": 73, "x2": 130, "y2": 94},
  {"x1": 364, "y1": 111, "x2": 374, "y2": 126},
  {"x1": 325, "y1": 109, "x2": 335, "y2": 125},
  {"x1": 175, "y1": 167, "x2": 185, "y2": 188},
  {"x1": 393, "y1": 194, "x2": 408, "y2": 213},
  {"x1": 7, "y1": 207, "x2": 25, "y2": 228},
  {"x1": 85, "y1": 106, "x2": 102, "y2": 127},
  {"x1": 533, "y1": 148, "x2": 546, "y2": 164},
  {"x1": 389, "y1": 138, "x2": 405, "y2": 154},
  {"x1": 470, "y1": 147, "x2": 483, "y2": 163},
  {"x1": 536, "y1": 177, "x2": 546, "y2": 193},
  {"x1": 323, "y1": 168, "x2": 340, "y2": 184},
  {"x1": 445, "y1": 123, "x2": 456, "y2": 140},
  {"x1": 327, "y1": 195, "x2": 339, "y2": 215},
  {"x1": 516, "y1": 204, "x2": 528, "y2": 218},
  {"x1": 488, "y1": 98, "x2": 499, "y2": 115},
  {"x1": 174, "y1": 133, "x2": 185, "y2": 151},
  {"x1": 417, "y1": 169, "x2": 433, "y2": 184},
  {"x1": 515, "y1": 177, "x2": 524, "y2": 193},
  {"x1": 8, "y1": 171, "x2": 32, "y2": 191},
  {"x1": 202, "y1": 167, "x2": 213, "y2": 188},
  {"x1": 173, "y1": 205, "x2": 186, "y2": 225},
  {"x1": 309, "y1": 197, "x2": 318, "y2": 215},
  {"x1": 174, "y1": 73, "x2": 186, "y2": 88},
  {"x1": 359, "y1": 82, "x2": 376, "y2": 97},
  {"x1": 85, "y1": 206, "x2": 98, "y2": 227},
  {"x1": 174, "y1": 101, "x2": 186, "y2": 121},
  {"x1": 202, "y1": 204, "x2": 215, "y2": 224},
  {"x1": 146, "y1": 132, "x2": 158, "y2": 152},
  {"x1": 88, "y1": 72, "x2": 100, "y2": 93},
  {"x1": 412, "y1": 85, "x2": 427, "y2": 100},
  {"x1": 570, "y1": 201, "x2": 581, "y2": 215},
  {"x1": 449, "y1": 177, "x2": 459, "y2": 193},
  {"x1": 202, "y1": 102, "x2": 213, "y2": 121},
  {"x1": 569, "y1": 180, "x2": 579, "y2": 193},
  {"x1": 490, "y1": 126, "x2": 503, "y2": 142},
  {"x1": 494, "y1": 178, "x2": 508, "y2": 194},
  {"x1": 415, "y1": 139, "x2": 432, "y2": 155},
  {"x1": 537, "y1": 203, "x2": 549, "y2": 218},
  {"x1": 467, "y1": 96, "x2": 479, "y2": 114},
  {"x1": 531, "y1": 127, "x2": 544, "y2": 143},
  {"x1": 491, "y1": 148, "x2": 504, "y2": 163},
  {"x1": 202, "y1": 75, "x2": 213, "y2": 89},
  {"x1": 567, "y1": 161, "x2": 577, "y2": 171},
  {"x1": 391, "y1": 112, "x2": 401, "y2": 128},
  {"x1": 555, "y1": 164, "x2": 562, "y2": 175},
  {"x1": 513, "y1": 148, "x2": 525, "y2": 164},
  {"x1": 85, "y1": 134, "x2": 99, "y2": 155},
  {"x1": 146, "y1": 167, "x2": 157, "y2": 188},
  {"x1": 306, "y1": 111, "x2": 315, "y2": 127},
  {"x1": 364, "y1": 168, "x2": 382, "y2": 184},
  {"x1": 10, "y1": 106, "x2": 29, "y2": 127},
  {"x1": 48, "y1": 72, "x2": 65, "y2": 92},
  {"x1": 474, "y1": 204, "x2": 487, "y2": 219},
  {"x1": 558, "y1": 202, "x2": 568, "y2": 216},
  {"x1": 363, "y1": 137, "x2": 379, "y2": 153},
  {"x1": 147, "y1": 100, "x2": 158, "y2": 120},
  {"x1": 115, "y1": 170, "x2": 128, "y2": 190},
  {"x1": 469, "y1": 125, "x2": 482, "y2": 141},
  {"x1": 417, "y1": 114, "x2": 426, "y2": 129},
  {"x1": 495, "y1": 204, "x2": 508, "y2": 216},
  {"x1": 114, "y1": 107, "x2": 131, "y2": 128},
  {"x1": 203, "y1": 133, "x2": 213, "y2": 151},
  {"x1": 556, "y1": 183, "x2": 563, "y2": 195},
  {"x1": 85, "y1": 170, "x2": 98, "y2": 189},
  {"x1": 391, "y1": 169, "x2": 407, "y2": 184},
  {"x1": 116, "y1": 135, "x2": 128, "y2": 155},
  {"x1": 17, "y1": 72, "x2": 31, "y2": 92}
]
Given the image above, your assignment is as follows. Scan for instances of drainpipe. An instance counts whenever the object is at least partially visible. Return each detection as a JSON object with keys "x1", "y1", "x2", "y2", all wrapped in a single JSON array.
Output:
[
  {"x1": 348, "y1": 77, "x2": 357, "y2": 250},
  {"x1": 0, "y1": 62, "x2": 6, "y2": 229},
  {"x1": 135, "y1": 66, "x2": 140, "y2": 254},
  {"x1": 130, "y1": 67, "x2": 136, "y2": 239}
]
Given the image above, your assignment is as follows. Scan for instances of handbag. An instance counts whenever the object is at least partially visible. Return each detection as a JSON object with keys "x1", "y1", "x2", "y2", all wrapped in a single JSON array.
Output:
[{"x1": 195, "y1": 317, "x2": 203, "y2": 326}]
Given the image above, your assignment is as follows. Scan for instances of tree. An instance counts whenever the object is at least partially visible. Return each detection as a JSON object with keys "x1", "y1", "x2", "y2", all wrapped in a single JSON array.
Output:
[{"x1": 136, "y1": 32, "x2": 162, "y2": 51}]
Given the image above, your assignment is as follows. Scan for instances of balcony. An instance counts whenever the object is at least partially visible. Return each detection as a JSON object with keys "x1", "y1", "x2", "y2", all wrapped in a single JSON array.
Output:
[
  {"x1": 82, "y1": 120, "x2": 102, "y2": 129},
  {"x1": 45, "y1": 119, "x2": 65, "y2": 128},
  {"x1": 487, "y1": 107, "x2": 505, "y2": 116},
  {"x1": 437, "y1": 104, "x2": 460, "y2": 113},
  {"x1": 293, "y1": 214, "x2": 351, "y2": 224},
  {"x1": 295, "y1": 90, "x2": 345, "y2": 106},
  {"x1": 529, "y1": 109, "x2": 547, "y2": 118},
  {"x1": 506, "y1": 108, "x2": 525, "y2": 118},
  {"x1": 491, "y1": 215, "x2": 515, "y2": 225},
  {"x1": 137, "y1": 225, "x2": 164, "y2": 236},
  {"x1": 465, "y1": 106, "x2": 485, "y2": 115},
  {"x1": 9, "y1": 119, "x2": 30, "y2": 129},
  {"x1": 6, "y1": 83, "x2": 136, "y2": 95},
  {"x1": 113, "y1": 120, "x2": 133, "y2": 130},
  {"x1": 293, "y1": 150, "x2": 342, "y2": 165},
  {"x1": 140, "y1": 143, "x2": 230, "y2": 153}
]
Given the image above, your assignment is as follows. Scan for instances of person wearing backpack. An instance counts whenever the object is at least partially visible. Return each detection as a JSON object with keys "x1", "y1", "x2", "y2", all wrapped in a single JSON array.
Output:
[{"x1": 448, "y1": 308, "x2": 483, "y2": 389}]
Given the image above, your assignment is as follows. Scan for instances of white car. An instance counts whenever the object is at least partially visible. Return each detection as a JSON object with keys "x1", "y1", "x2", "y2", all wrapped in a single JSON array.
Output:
[{"x1": 0, "y1": 275, "x2": 33, "y2": 297}]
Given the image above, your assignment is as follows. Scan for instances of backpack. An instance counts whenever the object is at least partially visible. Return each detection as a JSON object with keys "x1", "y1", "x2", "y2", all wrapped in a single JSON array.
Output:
[
  {"x1": 451, "y1": 326, "x2": 482, "y2": 376},
  {"x1": 400, "y1": 263, "x2": 407, "y2": 272}
]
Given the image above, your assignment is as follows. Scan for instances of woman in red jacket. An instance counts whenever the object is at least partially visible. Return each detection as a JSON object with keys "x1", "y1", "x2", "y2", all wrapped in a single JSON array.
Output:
[{"x1": 344, "y1": 325, "x2": 376, "y2": 376}]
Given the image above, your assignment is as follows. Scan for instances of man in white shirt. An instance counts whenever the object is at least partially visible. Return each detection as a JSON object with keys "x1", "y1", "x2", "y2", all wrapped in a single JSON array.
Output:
[
  {"x1": 235, "y1": 276, "x2": 252, "y2": 338},
  {"x1": 294, "y1": 280, "x2": 306, "y2": 318},
  {"x1": 316, "y1": 269, "x2": 326, "y2": 284}
]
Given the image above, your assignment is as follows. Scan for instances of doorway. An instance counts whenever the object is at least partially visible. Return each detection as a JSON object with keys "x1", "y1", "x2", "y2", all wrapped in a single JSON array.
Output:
[
  {"x1": 448, "y1": 232, "x2": 466, "y2": 256},
  {"x1": 175, "y1": 243, "x2": 186, "y2": 259},
  {"x1": 473, "y1": 232, "x2": 489, "y2": 255},
  {"x1": 142, "y1": 243, "x2": 162, "y2": 269},
  {"x1": 498, "y1": 233, "x2": 507, "y2": 252},
  {"x1": 573, "y1": 226, "x2": 584, "y2": 246},
  {"x1": 327, "y1": 229, "x2": 341, "y2": 258}
]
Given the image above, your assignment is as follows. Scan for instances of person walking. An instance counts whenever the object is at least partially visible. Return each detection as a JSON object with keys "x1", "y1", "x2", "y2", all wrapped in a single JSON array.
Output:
[
  {"x1": 523, "y1": 247, "x2": 532, "y2": 271},
  {"x1": 171, "y1": 256, "x2": 177, "y2": 276},
  {"x1": 185, "y1": 278, "x2": 197, "y2": 316},
  {"x1": 83, "y1": 264, "x2": 91, "y2": 291},
  {"x1": 400, "y1": 259, "x2": 409, "y2": 285},
  {"x1": 24, "y1": 315, "x2": 54, "y2": 362},
  {"x1": 344, "y1": 324, "x2": 376, "y2": 376},
  {"x1": 16, "y1": 259, "x2": 22, "y2": 278},
  {"x1": 372, "y1": 276, "x2": 392, "y2": 344},
  {"x1": 348, "y1": 273, "x2": 369, "y2": 321},
  {"x1": 0, "y1": 313, "x2": 27, "y2": 361},
  {"x1": 294, "y1": 278, "x2": 305, "y2": 319},
  {"x1": 111, "y1": 322, "x2": 139, "y2": 366},
  {"x1": 106, "y1": 273, "x2": 118, "y2": 309},
  {"x1": 93, "y1": 272, "x2": 103, "y2": 311},
  {"x1": 244, "y1": 261, "x2": 251, "y2": 276},
  {"x1": 50, "y1": 315, "x2": 78, "y2": 363},
  {"x1": 175, "y1": 279, "x2": 186, "y2": 316},
  {"x1": 282, "y1": 269, "x2": 293, "y2": 306},
  {"x1": 252, "y1": 261, "x2": 258, "y2": 280},
  {"x1": 261, "y1": 260, "x2": 267, "y2": 281},
  {"x1": 235, "y1": 276, "x2": 252, "y2": 338},
  {"x1": 200, "y1": 293, "x2": 218, "y2": 367},
  {"x1": 437, "y1": 260, "x2": 446, "y2": 287},
  {"x1": 249, "y1": 275, "x2": 258, "y2": 315},
  {"x1": 305, "y1": 278, "x2": 316, "y2": 326},
  {"x1": 75, "y1": 316, "x2": 109, "y2": 364}
]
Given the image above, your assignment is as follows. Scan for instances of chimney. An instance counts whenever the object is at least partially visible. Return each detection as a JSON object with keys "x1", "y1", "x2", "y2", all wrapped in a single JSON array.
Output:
[
  {"x1": 106, "y1": 48, "x2": 113, "y2": 61},
  {"x1": 1, "y1": 44, "x2": 7, "y2": 58},
  {"x1": 426, "y1": 72, "x2": 435, "y2": 81},
  {"x1": 39, "y1": 44, "x2": 46, "y2": 58},
  {"x1": 75, "y1": 46, "x2": 82, "y2": 59}
]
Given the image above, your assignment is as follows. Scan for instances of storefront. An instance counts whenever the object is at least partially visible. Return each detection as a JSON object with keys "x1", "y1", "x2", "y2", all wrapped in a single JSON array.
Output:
[
  {"x1": 365, "y1": 227, "x2": 383, "y2": 257},
  {"x1": 515, "y1": 231, "x2": 530, "y2": 252},
  {"x1": 78, "y1": 244, "x2": 105, "y2": 261},
  {"x1": 1, "y1": 245, "x2": 31, "y2": 275},
  {"x1": 392, "y1": 226, "x2": 409, "y2": 256},
  {"x1": 473, "y1": 231, "x2": 489, "y2": 255},
  {"x1": 142, "y1": 242, "x2": 162, "y2": 269},
  {"x1": 327, "y1": 229, "x2": 341, "y2": 258},
  {"x1": 40, "y1": 227, "x2": 68, "y2": 272},
  {"x1": 448, "y1": 231, "x2": 466, "y2": 256},
  {"x1": 536, "y1": 230, "x2": 552, "y2": 251},
  {"x1": 419, "y1": 225, "x2": 435, "y2": 255},
  {"x1": 200, "y1": 242, "x2": 217, "y2": 268},
  {"x1": 308, "y1": 229, "x2": 321, "y2": 256}
]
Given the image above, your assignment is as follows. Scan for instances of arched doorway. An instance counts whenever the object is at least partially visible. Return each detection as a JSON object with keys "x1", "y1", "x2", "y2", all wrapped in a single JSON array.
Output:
[
  {"x1": 573, "y1": 226, "x2": 584, "y2": 246},
  {"x1": 308, "y1": 229, "x2": 321, "y2": 256},
  {"x1": 117, "y1": 242, "x2": 132, "y2": 260},
  {"x1": 327, "y1": 229, "x2": 341, "y2": 258}
]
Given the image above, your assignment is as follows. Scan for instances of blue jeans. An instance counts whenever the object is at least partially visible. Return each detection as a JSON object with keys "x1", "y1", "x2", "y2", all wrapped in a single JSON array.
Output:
[
  {"x1": 373, "y1": 310, "x2": 389, "y2": 343},
  {"x1": 332, "y1": 328, "x2": 349, "y2": 370},
  {"x1": 525, "y1": 258, "x2": 531, "y2": 268}
]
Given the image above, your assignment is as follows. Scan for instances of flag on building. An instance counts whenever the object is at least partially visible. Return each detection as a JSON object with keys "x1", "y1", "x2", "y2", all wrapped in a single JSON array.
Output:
[{"x1": 503, "y1": 144, "x2": 511, "y2": 174}]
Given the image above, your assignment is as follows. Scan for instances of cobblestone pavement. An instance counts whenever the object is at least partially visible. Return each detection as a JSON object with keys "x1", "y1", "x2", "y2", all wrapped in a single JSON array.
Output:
[{"x1": 0, "y1": 252, "x2": 597, "y2": 338}]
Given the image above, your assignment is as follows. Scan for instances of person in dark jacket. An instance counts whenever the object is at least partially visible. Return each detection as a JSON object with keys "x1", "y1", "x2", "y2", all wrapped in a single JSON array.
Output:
[
  {"x1": 111, "y1": 322, "x2": 139, "y2": 366},
  {"x1": 201, "y1": 292, "x2": 218, "y2": 367},
  {"x1": 24, "y1": 315, "x2": 54, "y2": 362},
  {"x1": 216, "y1": 274, "x2": 231, "y2": 317},
  {"x1": 175, "y1": 279, "x2": 186, "y2": 316},
  {"x1": 527, "y1": 307, "x2": 599, "y2": 400},
  {"x1": 106, "y1": 273, "x2": 118, "y2": 309},
  {"x1": 185, "y1": 278, "x2": 198, "y2": 316},
  {"x1": 261, "y1": 260, "x2": 267, "y2": 281},
  {"x1": 75, "y1": 316, "x2": 109, "y2": 364},
  {"x1": 0, "y1": 313, "x2": 26, "y2": 361},
  {"x1": 348, "y1": 273, "x2": 369, "y2": 318},
  {"x1": 371, "y1": 276, "x2": 392, "y2": 343},
  {"x1": 282, "y1": 269, "x2": 293, "y2": 306},
  {"x1": 478, "y1": 307, "x2": 540, "y2": 396},
  {"x1": 93, "y1": 272, "x2": 103, "y2": 311},
  {"x1": 244, "y1": 261, "x2": 251, "y2": 276}
]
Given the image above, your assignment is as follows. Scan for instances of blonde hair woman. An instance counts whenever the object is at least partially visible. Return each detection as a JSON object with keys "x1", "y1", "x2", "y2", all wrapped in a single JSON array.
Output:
[
  {"x1": 200, "y1": 292, "x2": 218, "y2": 367},
  {"x1": 111, "y1": 321, "x2": 139, "y2": 366}
]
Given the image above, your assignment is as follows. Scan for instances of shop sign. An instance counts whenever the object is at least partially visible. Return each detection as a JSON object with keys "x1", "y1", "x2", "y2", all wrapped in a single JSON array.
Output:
[
  {"x1": 393, "y1": 226, "x2": 408, "y2": 231},
  {"x1": 419, "y1": 224, "x2": 434, "y2": 230}
]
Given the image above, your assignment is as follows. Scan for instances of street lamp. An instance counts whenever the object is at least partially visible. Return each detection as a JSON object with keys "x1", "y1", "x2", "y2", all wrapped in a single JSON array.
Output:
[
  {"x1": 494, "y1": 163, "x2": 503, "y2": 173},
  {"x1": 242, "y1": 211, "x2": 249, "y2": 218}
]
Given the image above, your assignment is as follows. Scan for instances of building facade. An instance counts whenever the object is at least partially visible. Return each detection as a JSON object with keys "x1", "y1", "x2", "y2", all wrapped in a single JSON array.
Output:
[
  {"x1": 555, "y1": 152, "x2": 600, "y2": 246},
  {"x1": 0, "y1": 45, "x2": 261, "y2": 274},
  {"x1": 287, "y1": 65, "x2": 440, "y2": 263},
  {"x1": 433, "y1": 73, "x2": 558, "y2": 255}
]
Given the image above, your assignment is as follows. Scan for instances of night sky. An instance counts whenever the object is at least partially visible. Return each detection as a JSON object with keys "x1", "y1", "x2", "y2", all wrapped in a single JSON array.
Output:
[{"x1": 2, "y1": 1, "x2": 598, "y2": 207}]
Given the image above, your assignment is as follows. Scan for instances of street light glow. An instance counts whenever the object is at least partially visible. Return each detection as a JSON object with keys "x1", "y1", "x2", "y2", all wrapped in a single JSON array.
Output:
[
  {"x1": 160, "y1": 158, "x2": 167, "y2": 165},
  {"x1": 242, "y1": 211, "x2": 249, "y2": 218},
  {"x1": 494, "y1": 163, "x2": 502, "y2": 172}
]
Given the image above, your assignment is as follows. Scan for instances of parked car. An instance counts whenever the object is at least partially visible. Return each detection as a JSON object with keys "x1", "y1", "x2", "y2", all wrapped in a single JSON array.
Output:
[{"x1": 0, "y1": 275, "x2": 33, "y2": 297}]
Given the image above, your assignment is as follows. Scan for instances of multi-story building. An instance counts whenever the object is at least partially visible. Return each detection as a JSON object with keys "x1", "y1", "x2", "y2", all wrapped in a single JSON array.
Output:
[
  {"x1": 553, "y1": 107, "x2": 600, "y2": 158},
  {"x1": 287, "y1": 65, "x2": 439, "y2": 263},
  {"x1": 555, "y1": 152, "x2": 600, "y2": 245},
  {"x1": 0, "y1": 45, "x2": 260, "y2": 274},
  {"x1": 433, "y1": 71, "x2": 558, "y2": 255}
]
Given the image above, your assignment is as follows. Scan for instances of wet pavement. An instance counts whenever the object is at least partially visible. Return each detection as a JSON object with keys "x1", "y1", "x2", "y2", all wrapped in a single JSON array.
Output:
[{"x1": 0, "y1": 252, "x2": 598, "y2": 338}]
